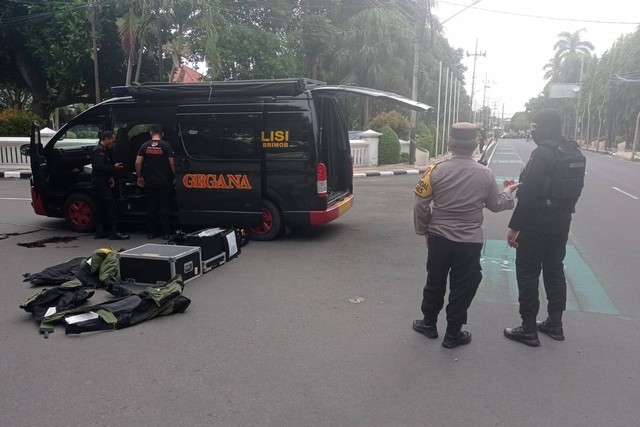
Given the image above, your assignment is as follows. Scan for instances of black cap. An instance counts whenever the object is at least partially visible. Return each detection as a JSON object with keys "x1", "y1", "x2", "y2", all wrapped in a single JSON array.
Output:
[{"x1": 450, "y1": 122, "x2": 478, "y2": 141}]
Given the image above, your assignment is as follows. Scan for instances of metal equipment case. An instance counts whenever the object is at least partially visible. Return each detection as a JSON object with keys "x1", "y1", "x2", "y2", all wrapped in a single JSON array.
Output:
[
  {"x1": 184, "y1": 228, "x2": 241, "y2": 273},
  {"x1": 185, "y1": 228, "x2": 226, "y2": 273},
  {"x1": 117, "y1": 244, "x2": 202, "y2": 285}
]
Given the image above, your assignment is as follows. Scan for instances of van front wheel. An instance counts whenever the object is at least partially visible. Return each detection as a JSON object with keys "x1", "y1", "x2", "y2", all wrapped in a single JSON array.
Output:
[
  {"x1": 63, "y1": 193, "x2": 96, "y2": 233},
  {"x1": 248, "y1": 199, "x2": 282, "y2": 241}
]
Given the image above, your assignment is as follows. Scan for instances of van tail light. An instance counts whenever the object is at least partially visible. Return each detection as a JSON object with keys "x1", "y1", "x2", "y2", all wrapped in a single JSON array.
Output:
[{"x1": 317, "y1": 162, "x2": 327, "y2": 198}]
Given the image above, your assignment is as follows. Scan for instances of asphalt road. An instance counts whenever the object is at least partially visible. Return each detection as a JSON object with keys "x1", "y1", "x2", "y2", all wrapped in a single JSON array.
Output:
[{"x1": 1, "y1": 140, "x2": 639, "y2": 427}]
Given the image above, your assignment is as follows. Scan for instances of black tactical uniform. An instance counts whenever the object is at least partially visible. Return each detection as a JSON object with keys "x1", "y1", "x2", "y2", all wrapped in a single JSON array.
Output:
[
  {"x1": 137, "y1": 138, "x2": 175, "y2": 239},
  {"x1": 91, "y1": 137, "x2": 129, "y2": 240},
  {"x1": 504, "y1": 109, "x2": 585, "y2": 346}
]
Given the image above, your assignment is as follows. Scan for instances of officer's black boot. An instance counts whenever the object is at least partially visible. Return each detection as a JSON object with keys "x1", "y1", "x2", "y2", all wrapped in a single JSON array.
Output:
[
  {"x1": 537, "y1": 311, "x2": 564, "y2": 341},
  {"x1": 412, "y1": 319, "x2": 438, "y2": 339},
  {"x1": 504, "y1": 323, "x2": 540, "y2": 347},
  {"x1": 109, "y1": 230, "x2": 130, "y2": 240},
  {"x1": 441, "y1": 330, "x2": 472, "y2": 349}
]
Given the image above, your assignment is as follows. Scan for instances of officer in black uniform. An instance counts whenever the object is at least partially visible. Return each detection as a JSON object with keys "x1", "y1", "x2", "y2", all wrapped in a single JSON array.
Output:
[
  {"x1": 135, "y1": 124, "x2": 175, "y2": 240},
  {"x1": 91, "y1": 130, "x2": 129, "y2": 240},
  {"x1": 504, "y1": 109, "x2": 583, "y2": 346}
]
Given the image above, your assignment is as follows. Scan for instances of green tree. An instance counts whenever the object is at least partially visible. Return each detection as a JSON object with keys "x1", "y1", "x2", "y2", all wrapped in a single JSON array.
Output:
[
  {"x1": 334, "y1": 7, "x2": 411, "y2": 128},
  {"x1": 369, "y1": 110, "x2": 411, "y2": 139},
  {"x1": 547, "y1": 29, "x2": 595, "y2": 83},
  {"x1": 414, "y1": 122, "x2": 433, "y2": 153},
  {"x1": 0, "y1": 0, "x2": 126, "y2": 118},
  {"x1": 217, "y1": 0, "x2": 302, "y2": 80},
  {"x1": 378, "y1": 125, "x2": 401, "y2": 165},
  {"x1": 0, "y1": 108, "x2": 43, "y2": 136},
  {"x1": 510, "y1": 112, "x2": 531, "y2": 132}
]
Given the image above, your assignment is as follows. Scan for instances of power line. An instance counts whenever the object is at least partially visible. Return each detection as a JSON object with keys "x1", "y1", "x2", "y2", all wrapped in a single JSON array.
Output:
[{"x1": 438, "y1": 1, "x2": 640, "y2": 25}]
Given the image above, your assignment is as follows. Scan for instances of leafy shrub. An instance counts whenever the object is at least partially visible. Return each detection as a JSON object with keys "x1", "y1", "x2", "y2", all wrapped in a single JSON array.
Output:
[
  {"x1": 378, "y1": 126, "x2": 400, "y2": 165},
  {"x1": 414, "y1": 122, "x2": 434, "y2": 154},
  {"x1": 369, "y1": 110, "x2": 411, "y2": 140},
  {"x1": 0, "y1": 108, "x2": 42, "y2": 137},
  {"x1": 400, "y1": 152, "x2": 409, "y2": 162}
]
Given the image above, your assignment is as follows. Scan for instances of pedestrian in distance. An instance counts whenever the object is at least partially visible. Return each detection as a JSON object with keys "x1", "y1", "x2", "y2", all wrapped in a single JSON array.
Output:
[
  {"x1": 479, "y1": 127, "x2": 487, "y2": 153},
  {"x1": 504, "y1": 109, "x2": 586, "y2": 347},
  {"x1": 91, "y1": 130, "x2": 130, "y2": 240},
  {"x1": 412, "y1": 122, "x2": 519, "y2": 349},
  {"x1": 135, "y1": 124, "x2": 176, "y2": 240}
]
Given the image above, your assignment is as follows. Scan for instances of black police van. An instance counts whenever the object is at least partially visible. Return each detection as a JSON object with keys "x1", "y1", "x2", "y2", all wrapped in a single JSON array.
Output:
[{"x1": 25, "y1": 78, "x2": 430, "y2": 240}]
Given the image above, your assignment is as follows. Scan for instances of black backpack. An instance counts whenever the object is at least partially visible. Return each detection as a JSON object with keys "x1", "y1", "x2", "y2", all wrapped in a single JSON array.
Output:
[{"x1": 542, "y1": 139, "x2": 586, "y2": 209}]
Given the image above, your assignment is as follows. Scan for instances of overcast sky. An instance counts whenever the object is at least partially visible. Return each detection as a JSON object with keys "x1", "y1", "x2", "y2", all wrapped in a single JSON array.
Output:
[{"x1": 434, "y1": 0, "x2": 640, "y2": 118}]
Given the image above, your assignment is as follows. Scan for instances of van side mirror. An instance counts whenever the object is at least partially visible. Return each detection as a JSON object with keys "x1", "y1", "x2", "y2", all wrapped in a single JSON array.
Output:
[{"x1": 20, "y1": 144, "x2": 31, "y2": 156}]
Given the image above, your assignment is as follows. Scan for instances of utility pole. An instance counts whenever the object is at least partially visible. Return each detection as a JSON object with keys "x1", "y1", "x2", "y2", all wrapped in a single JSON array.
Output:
[
  {"x1": 89, "y1": 0, "x2": 101, "y2": 103},
  {"x1": 481, "y1": 74, "x2": 494, "y2": 128},
  {"x1": 467, "y1": 39, "x2": 486, "y2": 123},
  {"x1": 435, "y1": 61, "x2": 442, "y2": 158},
  {"x1": 409, "y1": 0, "x2": 430, "y2": 164}
]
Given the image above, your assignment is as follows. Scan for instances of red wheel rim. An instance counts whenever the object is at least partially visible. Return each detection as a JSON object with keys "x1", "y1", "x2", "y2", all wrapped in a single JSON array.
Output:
[
  {"x1": 68, "y1": 201, "x2": 92, "y2": 228},
  {"x1": 250, "y1": 207, "x2": 273, "y2": 235}
]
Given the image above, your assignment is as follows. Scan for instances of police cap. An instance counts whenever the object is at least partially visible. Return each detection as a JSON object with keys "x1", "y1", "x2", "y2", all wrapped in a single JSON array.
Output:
[{"x1": 450, "y1": 122, "x2": 478, "y2": 142}]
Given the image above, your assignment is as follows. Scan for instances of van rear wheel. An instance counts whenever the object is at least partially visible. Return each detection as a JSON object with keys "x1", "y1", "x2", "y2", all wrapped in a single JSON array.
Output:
[
  {"x1": 248, "y1": 199, "x2": 282, "y2": 241},
  {"x1": 63, "y1": 193, "x2": 96, "y2": 233}
]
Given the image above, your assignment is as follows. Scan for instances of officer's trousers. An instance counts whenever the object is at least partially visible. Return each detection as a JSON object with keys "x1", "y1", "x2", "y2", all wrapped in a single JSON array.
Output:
[
  {"x1": 92, "y1": 182, "x2": 118, "y2": 233},
  {"x1": 421, "y1": 233, "x2": 483, "y2": 335},
  {"x1": 145, "y1": 186, "x2": 172, "y2": 235},
  {"x1": 515, "y1": 228, "x2": 568, "y2": 328}
]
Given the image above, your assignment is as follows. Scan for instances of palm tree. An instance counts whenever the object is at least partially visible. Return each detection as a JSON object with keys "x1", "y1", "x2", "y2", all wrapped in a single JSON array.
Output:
[
  {"x1": 116, "y1": 8, "x2": 138, "y2": 86},
  {"x1": 547, "y1": 29, "x2": 595, "y2": 83},
  {"x1": 334, "y1": 8, "x2": 410, "y2": 128}
]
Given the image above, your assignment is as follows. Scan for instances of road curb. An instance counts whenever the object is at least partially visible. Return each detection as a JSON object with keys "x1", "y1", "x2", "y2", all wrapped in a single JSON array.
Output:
[
  {"x1": 354, "y1": 168, "x2": 425, "y2": 178},
  {"x1": 1, "y1": 171, "x2": 32, "y2": 179}
]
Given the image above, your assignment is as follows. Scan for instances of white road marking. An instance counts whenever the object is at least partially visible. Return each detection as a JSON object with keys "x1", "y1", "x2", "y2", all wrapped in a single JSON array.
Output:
[{"x1": 612, "y1": 187, "x2": 639, "y2": 200}]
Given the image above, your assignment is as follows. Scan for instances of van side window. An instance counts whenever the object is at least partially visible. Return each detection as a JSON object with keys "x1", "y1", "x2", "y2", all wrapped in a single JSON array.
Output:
[
  {"x1": 57, "y1": 124, "x2": 101, "y2": 148},
  {"x1": 264, "y1": 112, "x2": 311, "y2": 160},
  {"x1": 179, "y1": 113, "x2": 261, "y2": 160}
]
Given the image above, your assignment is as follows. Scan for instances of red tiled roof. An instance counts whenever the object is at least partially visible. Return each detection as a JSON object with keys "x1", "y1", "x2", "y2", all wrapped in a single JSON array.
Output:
[{"x1": 171, "y1": 65, "x2": 205, "y2": 83}]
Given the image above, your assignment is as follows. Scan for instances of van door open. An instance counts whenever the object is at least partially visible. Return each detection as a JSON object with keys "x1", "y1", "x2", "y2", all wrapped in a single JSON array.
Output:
[
  {"x1": 311, "y1": 85, "x2": 432, "y2": 113},
  {"x1": 27, "y1": 122, "x2": 48, "y2": 215},
  {"x1": 175, "y1": 107, "x2": 263, "y2": 227}
]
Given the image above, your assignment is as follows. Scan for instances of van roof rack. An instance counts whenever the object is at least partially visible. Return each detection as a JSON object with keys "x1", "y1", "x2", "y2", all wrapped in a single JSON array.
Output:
[{"x1": 110, "y1": 78, "x2": 326, "y2": 100}]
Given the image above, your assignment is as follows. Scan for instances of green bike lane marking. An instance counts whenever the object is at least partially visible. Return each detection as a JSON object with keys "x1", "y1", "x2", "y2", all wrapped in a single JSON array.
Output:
[{"x1": 479, "y1": 239, "x2": 618, "y2": 315}]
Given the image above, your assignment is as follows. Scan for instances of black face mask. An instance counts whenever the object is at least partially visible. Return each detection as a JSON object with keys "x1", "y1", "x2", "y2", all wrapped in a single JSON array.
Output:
[{"x1": 530, "y1": 128, "x2": 541, "y2": 143}]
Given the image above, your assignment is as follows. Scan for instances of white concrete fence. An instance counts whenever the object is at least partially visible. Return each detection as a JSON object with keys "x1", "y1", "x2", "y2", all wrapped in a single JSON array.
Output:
[
  {"x1": 0, "y1": 128, "x2": 56, "y2": 168},
  {"x1": 0, "y1": 127, "x2": 429, "y2": 169},
  {"x1": 0, "y1": 137, "x2": 30, "y2": 167},
  {"x1": 349, "y1": 129, "x2": 430, "y2": 167}
]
